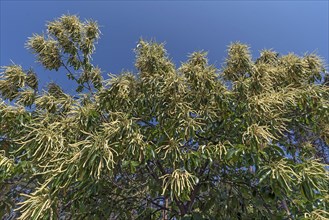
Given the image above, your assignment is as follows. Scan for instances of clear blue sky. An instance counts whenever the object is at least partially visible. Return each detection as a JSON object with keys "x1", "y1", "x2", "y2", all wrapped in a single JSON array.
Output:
[{"x1": 1, "y1": 1, "x2": 328, "y2": 92}]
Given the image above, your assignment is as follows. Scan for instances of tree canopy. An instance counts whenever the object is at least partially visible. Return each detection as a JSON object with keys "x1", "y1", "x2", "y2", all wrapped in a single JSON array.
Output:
[{"x1": 1, "y1": 15, "x2": 329, "y2": 219}]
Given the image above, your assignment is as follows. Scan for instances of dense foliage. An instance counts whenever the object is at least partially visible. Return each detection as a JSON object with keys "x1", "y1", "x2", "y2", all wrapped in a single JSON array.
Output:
[{"x1": 1, "y1": 15, "x2": 329, "y2": 219}]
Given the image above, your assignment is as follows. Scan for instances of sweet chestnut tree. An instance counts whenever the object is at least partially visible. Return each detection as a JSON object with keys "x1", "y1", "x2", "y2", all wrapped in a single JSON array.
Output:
[{"x1": 1, "y1": 15, "x2": 329, "y2": 219}]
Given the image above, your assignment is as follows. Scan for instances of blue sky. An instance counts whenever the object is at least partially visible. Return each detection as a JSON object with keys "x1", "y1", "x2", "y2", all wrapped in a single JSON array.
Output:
[{"x1": 1, "y1": 1, "x2": 328, "y2": 93}]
